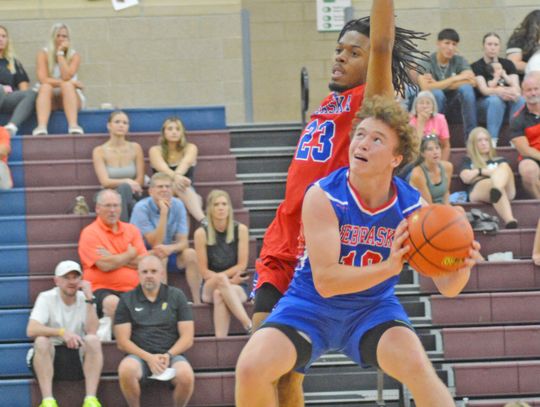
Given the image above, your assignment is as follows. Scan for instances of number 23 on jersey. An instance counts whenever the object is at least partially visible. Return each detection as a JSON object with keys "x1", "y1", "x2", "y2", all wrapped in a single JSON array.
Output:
[{"x1": 295, "y1": 119, "x2": 335, "y2": 162}]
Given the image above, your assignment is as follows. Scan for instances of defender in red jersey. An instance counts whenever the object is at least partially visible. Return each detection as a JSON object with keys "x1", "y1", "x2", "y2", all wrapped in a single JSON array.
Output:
[{"x1": 250, "y1": 1, "x2": 428, "y2": 406}]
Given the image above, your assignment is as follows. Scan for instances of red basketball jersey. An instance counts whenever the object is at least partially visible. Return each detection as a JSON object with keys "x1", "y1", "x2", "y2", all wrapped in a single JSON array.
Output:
[{"x1": 256, "y1": 84, "x2": 366, "y2": 293}]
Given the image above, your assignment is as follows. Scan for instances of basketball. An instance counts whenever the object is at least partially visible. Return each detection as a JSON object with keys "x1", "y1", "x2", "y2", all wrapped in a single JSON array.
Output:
[{"x1": 404, "y1": 204, "x2": 474, "y2": 277}]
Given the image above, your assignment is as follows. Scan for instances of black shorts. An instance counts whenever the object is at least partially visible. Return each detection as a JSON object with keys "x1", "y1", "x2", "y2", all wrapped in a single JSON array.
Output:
[
  {"x1": 27, "y1": 345, "x2": 84, "y2": 381},
  {"x1": 94, "y1": 288, "x2": 124, "y2": 318},
  {"x1": 253, "y1": 283, "x2": 283, "y2": 314},
  {"x1": 263, "y1": 319, "x2": 415, "y2": 371}
]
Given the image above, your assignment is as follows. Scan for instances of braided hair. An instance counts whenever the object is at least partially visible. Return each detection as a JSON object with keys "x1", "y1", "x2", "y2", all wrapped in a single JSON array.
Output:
[{"x1": 338, "y1": 16, "x2": 429, "y2": 97}]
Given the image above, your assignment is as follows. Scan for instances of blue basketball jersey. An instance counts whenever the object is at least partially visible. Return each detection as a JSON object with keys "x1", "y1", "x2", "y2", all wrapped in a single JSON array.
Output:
[{"x1": 287, "y1": 166, "x2": 422, "y2": 309}]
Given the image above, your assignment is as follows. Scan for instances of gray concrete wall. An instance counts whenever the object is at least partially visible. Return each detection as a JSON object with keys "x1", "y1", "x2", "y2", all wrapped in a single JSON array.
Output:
[
  {"x1": 2, "y1": 0, "x2": 246, "y2": 123},
  {"x1": 2, "y1": 0, "x2": 538, "y2": 124}
]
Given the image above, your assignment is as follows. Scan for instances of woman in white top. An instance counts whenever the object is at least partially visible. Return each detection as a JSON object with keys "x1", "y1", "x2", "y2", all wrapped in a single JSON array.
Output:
[{"x1": 33, "y1": 23, "x2": 84, "y2": 136}]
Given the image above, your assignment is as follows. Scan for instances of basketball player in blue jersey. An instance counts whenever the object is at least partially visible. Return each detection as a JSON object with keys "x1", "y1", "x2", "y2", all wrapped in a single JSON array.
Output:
[
  {"x1": 252, "y1": 1, "x2": 428, "y2": 404},
  {"x1": 236, "y1": 96, "x2": 481, "y2": 407}
]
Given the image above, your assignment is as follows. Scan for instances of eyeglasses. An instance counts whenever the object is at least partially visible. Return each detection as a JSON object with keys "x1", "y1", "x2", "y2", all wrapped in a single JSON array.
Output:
[{"x1": 99, "y1": 203, "x2": 121, "y2": 209}]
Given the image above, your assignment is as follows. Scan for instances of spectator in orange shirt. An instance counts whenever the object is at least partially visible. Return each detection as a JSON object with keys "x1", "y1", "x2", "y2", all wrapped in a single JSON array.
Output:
[
  {"x1": 78, "y1": 189, "x2": 147, "y2": 321},
  {"x1": 0, "y1": 125, "x2": 12, "y2": 189}
]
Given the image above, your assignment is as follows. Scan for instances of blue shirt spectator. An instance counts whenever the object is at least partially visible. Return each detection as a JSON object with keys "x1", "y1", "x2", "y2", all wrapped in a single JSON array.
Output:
[
  {"x1": 131, "y1": 196, "x2": 188, "y2": 245},
  {"x1": 129, "y1": 172, "x2": 202, "y2": 303}
]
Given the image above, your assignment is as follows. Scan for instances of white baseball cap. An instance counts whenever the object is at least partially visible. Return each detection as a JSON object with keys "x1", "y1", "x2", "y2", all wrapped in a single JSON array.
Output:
[{"x1": 54, "y1": 260, "x2": 82, "y2": 277}]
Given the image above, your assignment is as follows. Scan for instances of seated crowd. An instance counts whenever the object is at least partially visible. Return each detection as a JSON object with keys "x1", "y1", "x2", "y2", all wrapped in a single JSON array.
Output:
[{"x1": 5, "y1": 10, "x2": 540, "y2": 407}]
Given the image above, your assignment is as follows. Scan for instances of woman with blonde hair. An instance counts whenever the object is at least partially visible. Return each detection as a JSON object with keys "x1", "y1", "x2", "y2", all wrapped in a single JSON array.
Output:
[
  {"x1": 194, "y1": 189, "x2": 252, "y2": 337},
  {"x1": 409, "y1": 90, "x2": 451, "y2": 161},
  {"x1": 459, "y1": 127, "x2": 518, "y2": 228},
  {"x1": 92, "y1": 111, "x2": 144, "y2": 222},
  {"x1": 0, "y1": 25, "x2": 36, "y2": 136},
  {"x1": 33, "y1": 22, "x2": 84, "y2": 136},
  {"x1": 149, "y1": 117, "x2": 205, "y2": 224}
]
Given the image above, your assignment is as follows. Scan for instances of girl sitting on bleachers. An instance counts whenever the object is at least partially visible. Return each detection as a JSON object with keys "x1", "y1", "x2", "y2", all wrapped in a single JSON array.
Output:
[
  {"x1": 194, "y1": 189, "x2": 252, "y2": 338},
  {"x1": 92, "y1": 110, "x2": 144, "y2": 222},
  {"x1": 33, "y1": 23, "x2": 84, "y2": 136},
  {"x1": 459, "y1": 127, "x2": 518, "y2": 229},
  {"x1": 149, "y1": 117, "x2": 206, "y2": 225},
  {"x1": 409, "y1": 135, "x2": 453, "y2": 205}
]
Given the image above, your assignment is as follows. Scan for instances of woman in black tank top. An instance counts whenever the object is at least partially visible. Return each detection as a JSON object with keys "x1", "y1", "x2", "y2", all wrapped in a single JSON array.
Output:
[
  {"x1": 193, "y1": 189, "x2": 252, "y2": 337},
  {"x1": 149, "y1": 117, "x2": 205, "y2": 223}
]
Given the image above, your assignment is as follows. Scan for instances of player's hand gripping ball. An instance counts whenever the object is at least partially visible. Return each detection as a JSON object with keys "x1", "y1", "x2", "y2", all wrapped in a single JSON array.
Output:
[{"x1": 404, "y1": 204, "x2": 474, "y2": 277}]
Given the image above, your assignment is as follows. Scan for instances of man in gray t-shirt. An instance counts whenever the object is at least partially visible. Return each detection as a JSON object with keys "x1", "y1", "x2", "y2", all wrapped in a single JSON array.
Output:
[{"x1": 418, "y1": 28, "x2": 477, "y2": 141}]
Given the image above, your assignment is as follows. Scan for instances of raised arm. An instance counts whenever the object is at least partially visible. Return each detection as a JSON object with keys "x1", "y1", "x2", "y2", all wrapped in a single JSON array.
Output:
[{"x1": 364, "y1": 0, "x2": 394, "y2": 99}]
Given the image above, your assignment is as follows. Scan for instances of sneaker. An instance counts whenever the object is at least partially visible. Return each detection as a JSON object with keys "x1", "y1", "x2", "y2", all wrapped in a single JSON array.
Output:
[
  {"x1": 4, "y1": 123, "x2": 17, "y2": 137},
  {"x1": 32, "y1": 126, "x2": 48, "y2": 136},
  {"x1": 68, "y1": 125, "x2": 84, "y2": 135},
  {"x1": 39, "y1": 399, "x2": 59, "y2": 407},
  {"x1": 82, "y1": 396, "x2": 102, "y2": 407}
]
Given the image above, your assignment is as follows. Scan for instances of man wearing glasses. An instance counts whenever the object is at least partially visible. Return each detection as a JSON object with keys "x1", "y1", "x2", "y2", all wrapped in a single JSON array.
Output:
[{"x1": 78, "y1": 189, "x2": 147, "y2": 325}]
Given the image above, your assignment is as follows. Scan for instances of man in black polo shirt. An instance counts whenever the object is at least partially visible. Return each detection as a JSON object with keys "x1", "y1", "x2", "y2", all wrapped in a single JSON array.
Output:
[
  {"x1": 114, "y1": 255, "x2": 194, "y2": 407},
  {"x1": 510, "y1": 71, "x2": 540, "y2": 199}
]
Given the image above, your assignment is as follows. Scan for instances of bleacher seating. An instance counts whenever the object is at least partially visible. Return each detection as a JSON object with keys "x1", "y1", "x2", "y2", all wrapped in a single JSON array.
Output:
[
  {"x1": 2, "y1": 110, "x2": 540, "y2": 405},
  {"x1": 0, "y1": 106, "x2": 255, "y2": 406}
]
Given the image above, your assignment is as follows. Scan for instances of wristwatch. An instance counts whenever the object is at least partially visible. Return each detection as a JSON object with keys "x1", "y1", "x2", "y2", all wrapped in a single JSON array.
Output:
[{"x1": 85, "y1": 297, "x2": 95, "y2": 304}]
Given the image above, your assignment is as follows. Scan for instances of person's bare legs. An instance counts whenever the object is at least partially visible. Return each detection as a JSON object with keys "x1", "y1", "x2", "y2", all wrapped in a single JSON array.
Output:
[
  {"x1": 252, "y1": 309, "x2": 305, "y2": 406},
  {"x1": 32, "y1": 336, "x2": 55, "y2": 399},
  {"x1": 470, "y1": 178, "x2": 516, "y2": 224},
  {"x1": 519, "y1": 159, "x2": 540, "y2": 198},
  {"x1": 174, "y1": 186, "x2": 205, "y2": 222},
  {"x1": 83, "y1": 334, "x2": 103, "y2": 396},
  {"x1": 118, "y1": 357, "x2": 143, "y2": 407},
  {"x1": 35, "y1": 84, "x2": 55, "y2": 129},
  {"x1": 171, "y1": 360, "x2": 194, "y2": 407},
  {"x1": 213, "y1": 274, "x2": 251, "y2": 330},
  {"x1": 236, "y1": 327, "x2": 298, "y2": 407},
  {"x1": 178, "y1": 249, "x2": 202, "y2": 304},
  {"x1": 59, "y1": 81, "x2": 82, "y2": 128},
  {"x1": 102, "y1": 294, "x2": 120, "y2": 318},
  {"x1": 211, "y1": 289, "x2": 232, "y2": 337},
  {"x1": 377, "y1": 326, "x2": 454, "y2": 407}
]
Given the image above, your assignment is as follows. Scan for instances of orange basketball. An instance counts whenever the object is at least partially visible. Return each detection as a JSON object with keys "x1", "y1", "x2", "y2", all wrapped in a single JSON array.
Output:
[{"x1": 404, "y1": 204, "x2": 474, "y2": 277}]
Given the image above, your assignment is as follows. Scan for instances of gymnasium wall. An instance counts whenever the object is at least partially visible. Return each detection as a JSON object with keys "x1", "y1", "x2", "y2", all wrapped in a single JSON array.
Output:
[
  {"x1": 1, "y1": 0, "x2": 538, "y2": 124},
  {"x1": 0, "y1": 0, "x2": 246, "y2": 123}
]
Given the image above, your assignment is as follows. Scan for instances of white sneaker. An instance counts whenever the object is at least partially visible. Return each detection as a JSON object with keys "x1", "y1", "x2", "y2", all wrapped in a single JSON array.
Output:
[
  {"x1": 32, "y1": 126, "x2": 48, "y2": 136},
  {"x1": 4, "y1": 123, "x2": 17, "y2": 137},
  {"x1": 68, "y1": 125, "x2": 84, "y2": 135}
]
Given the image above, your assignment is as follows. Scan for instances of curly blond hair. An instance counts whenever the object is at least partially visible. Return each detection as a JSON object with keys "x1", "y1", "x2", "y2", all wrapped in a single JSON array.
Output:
[{"x1": 353, "y1": 96, "x2": 419, "y2": 171}]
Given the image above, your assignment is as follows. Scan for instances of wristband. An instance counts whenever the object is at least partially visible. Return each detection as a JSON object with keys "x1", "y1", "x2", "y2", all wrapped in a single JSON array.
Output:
[
  {"x1": 58, "y1": 327, "x2": 65, "y2": 337},
  {"x1": 166, "y1": 351, "x2": 174, "y2": 359}
]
